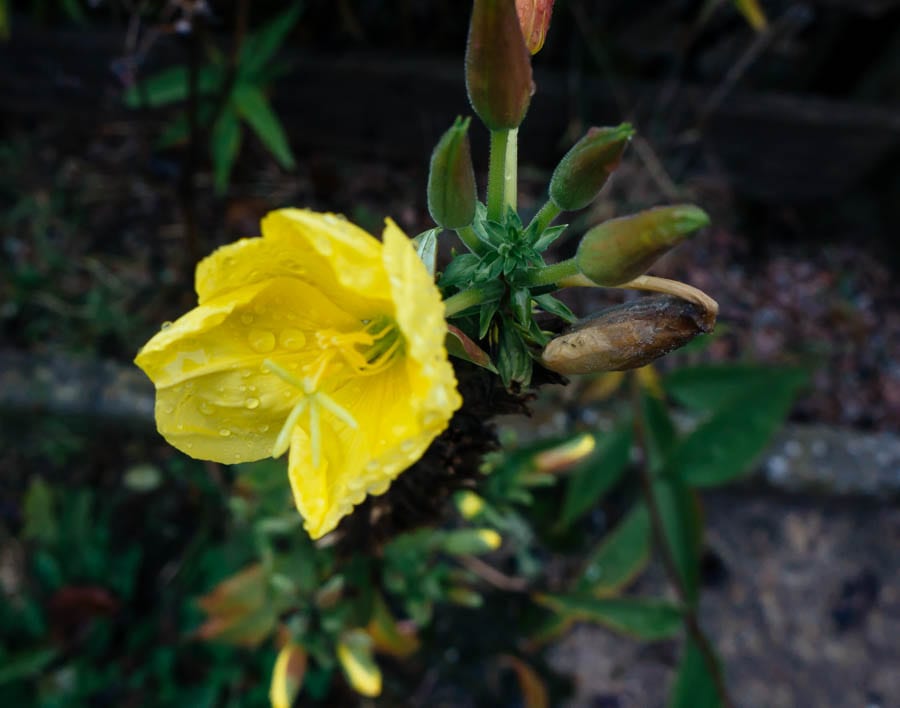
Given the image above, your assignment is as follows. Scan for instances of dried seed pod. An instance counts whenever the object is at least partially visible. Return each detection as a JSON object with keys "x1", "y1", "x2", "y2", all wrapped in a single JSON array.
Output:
[{"x1": 541, "y1": 295, "x2": 716, "y2": 375}]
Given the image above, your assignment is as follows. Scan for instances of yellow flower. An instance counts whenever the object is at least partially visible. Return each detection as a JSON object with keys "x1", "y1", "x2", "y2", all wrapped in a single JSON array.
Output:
[{"x1": 135, "y1": 209, "x2": 461, "y2": 538}]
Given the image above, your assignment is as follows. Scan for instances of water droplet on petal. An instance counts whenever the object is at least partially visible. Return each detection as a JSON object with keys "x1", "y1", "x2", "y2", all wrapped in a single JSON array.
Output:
[
  {"x1": 161, "y1": 321, "x2": 173, "y2": 330},
  {"x1": 248, "y1": 329, "x2": 276, "y2": 353},
  {"x1": 258, "y1": 424, "x2": 270, "y2": 433},
  {"x1": 240, "y1": 312, "x2": 254, "y2": 325},
  {"x1": 219, "y1": 428, "x2": 232, "y2": 437},
  {"x1": 279, "y1": 328, "x2": 306, "y2": 350},
  {"x1": 245, "y1": 397, "x2": 260, "y2": 409},
  {"x1": 200, "y1": 401, "x2": 215, "y2": 415}
]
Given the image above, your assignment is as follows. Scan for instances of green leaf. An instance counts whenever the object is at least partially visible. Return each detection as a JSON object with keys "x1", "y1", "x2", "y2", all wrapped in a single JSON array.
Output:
[
  {"x1": 233, "y1": 85, "x2": 296, "y2": 169},
  {"x1": 670, "y1": 637, "x2": 723, "y2": 708},
  {"x1": 413, "y1": 227, "x2": 441, "y2": 276},
  {"x1": 239, "y1": 3, "x2": 304, "y2": 79},
  {"x1": 537, "y1": 595, "x2": 683, "y2": 640},
  {"x1": 496, "y1": 314, "x2": 533, "y2": 388},
  {"x1": 576, "y1": 504, "x2": 651, "y2": 595},
  {"x1": 210, "y1": 107, "x2": 243, "y2": 194},
  {"x1": 0, "y1": 0, "x2": 11, "y2": 40},
  {"x1": 511, "y1": 287, "x2": 531, "y2": 326},
  {"x1": 156, "y1": 102, "x2": 216, "y2": 149},
  {"x1": 439, "y1": 253, "x2": 480, "y2": 290},
  {"x1": 664, "y1": 374, "x2": 805, "y2": 487},
  {"x1": 641, "y1": 391, "x2": 677, "y2": 474},
  {"x1": 533, "y1": 224, "x2": 568, "y2": 252},
  {"x1": 0, "y1": 646, "x2": 58, "y2": 685},
  {"x1": 124, "y1": 65, "x2": 225, "y2": 108},
  {"x1": 664, "y1": 364, "x2": 808, "y2": 413},
  {"x1": 557, "y1": 424, "x2": 632, "y2": 530},
  {"x1": 652, "y1": 478, "x2": 702, "y2": 604},
  {"x1": 532, "y1": 293, "x2": 576, "y2": 323},
  {"x1": 446, "y1": 325, "x2": 497, "y2": 372},
  {"x1": 23, "y1": 477, "x2": 57, "y2": 545}
]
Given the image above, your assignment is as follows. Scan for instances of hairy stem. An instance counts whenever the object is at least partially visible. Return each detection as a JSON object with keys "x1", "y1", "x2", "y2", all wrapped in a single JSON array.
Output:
[{"x1": 487, "y1": 129, "x2": 510, "y2": 222}]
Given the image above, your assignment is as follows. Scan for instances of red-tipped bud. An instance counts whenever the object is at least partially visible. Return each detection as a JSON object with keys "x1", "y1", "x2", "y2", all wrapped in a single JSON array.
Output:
[
  {"x1": 466, "y1": 0, "x2": 534, "y2": 130},
  {"x1": 427, "y1": 117, "x2": 477, "y2": 229},
  {"x1": 575, "y1": 205, "x2": 710, "y2": 286},
  {"x1": 515, "y1": 0, "x2": 555, "y2": 54},
  {"x1": 541, "y1": 296, "x2": 715, "y2": 375},
  {"x1": 549, "y1": 124, "x2": 634, "y2": 211}
]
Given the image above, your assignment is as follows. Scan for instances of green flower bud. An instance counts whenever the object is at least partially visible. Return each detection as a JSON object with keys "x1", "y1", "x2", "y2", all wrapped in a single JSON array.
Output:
[
  {"x1": 549, "y1": 124, "x2": 634, "y2": 211},
  {"x1": 465, "y1": 0, "x2": 534, "y2": 130},
  {"x1": 541, "y1": 296, "x2": 715, "y2": 375},
  {"x1": 575, "y1": 205, "x2": 710, "y2": 286},
  {"x1": 427, "y1": 117, "x2": 477, "y2": 229}
]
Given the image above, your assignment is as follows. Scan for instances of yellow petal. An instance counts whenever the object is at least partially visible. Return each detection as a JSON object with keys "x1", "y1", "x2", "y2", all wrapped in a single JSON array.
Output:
[
  {"x1": 135, "y1": 277, "x2": 357, "y2": 463},
  {"x1": 269, "y1": 642, "x2": 307, "y2": 708},
  {"x1": 382, "y1": 219, "x2": 462, "y2": 419},
  {"x1": 196, "y1": 209, "x2": 392, "y2": 319},
  {"x1": 285, "y1": 223, "x2": 461, "y2": 538},
  {"x1": 337, "y1": 632, "x2": 382, "y2": 697}
]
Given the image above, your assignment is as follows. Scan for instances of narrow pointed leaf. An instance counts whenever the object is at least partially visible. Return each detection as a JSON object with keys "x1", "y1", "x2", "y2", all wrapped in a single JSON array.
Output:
[
  {"x1": 558, "y1": 423, "x2": 632, "y2": 530},
  {"x1": 536, "y1": 594, "x2": 683, "y2": 640},
  {"x1": 577, "y1": 503, "x2": 652, "y2": 595},
  {"x1": 240, "y1": 3, "x2": 304, "y2": 78},
  {"x1": 233, "y1": 85, "x2": 296, "y2": 169}
]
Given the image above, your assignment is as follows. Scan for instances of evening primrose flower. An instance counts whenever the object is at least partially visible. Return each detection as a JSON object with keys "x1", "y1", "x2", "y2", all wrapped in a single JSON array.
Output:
[{"x1": 135, "y1": 209, "x2": 461, "y2": 538}]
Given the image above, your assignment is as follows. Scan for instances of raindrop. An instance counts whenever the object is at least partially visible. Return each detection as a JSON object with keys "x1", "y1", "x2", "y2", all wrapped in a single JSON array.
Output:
[
  {"x1": 200, "y1": 401, "x2": 215, "y2": 415},
  {"x1": 279, "y1": 328, "x2": 306, "y2": 350},
  {"x1": 161, "y1": 321, "x2": 173, "y2": 330},
  {"x1": 245, "y1": 397, "x2": 260, "y2": 409},
  {"x1": 258, "y1": 424, "x2": 270, "y2": 433},
  {"x1": 248, "y1": 329, "x2": 276, "y2": 353},
  {"x1": 240, "y1": 313, "x2": 255, "y2": 325},
  {"x1": 219, "y1": 429, "x2": 232, "y2": 437}
]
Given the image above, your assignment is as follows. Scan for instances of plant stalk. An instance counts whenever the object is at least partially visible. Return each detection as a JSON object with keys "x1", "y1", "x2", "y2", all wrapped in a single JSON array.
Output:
[
  {"x1": 487, "y1": 129, "x2": 510, "y2": 222},
  {"x1": 456, "y1": 225, "x2": 484, "y2": 255},
  {"x1": 631, "y1": 380, "x2": 735, "y2": 708}
]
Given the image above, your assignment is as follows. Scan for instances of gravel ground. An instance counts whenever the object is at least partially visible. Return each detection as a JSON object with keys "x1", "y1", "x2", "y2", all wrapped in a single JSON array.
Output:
[{"x1": 548, "y1": 491, "x2": 900, "y2": 708}]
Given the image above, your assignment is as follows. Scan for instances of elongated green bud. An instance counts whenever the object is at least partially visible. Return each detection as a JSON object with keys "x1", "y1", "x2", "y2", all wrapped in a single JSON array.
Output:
[
  {"x1": 549, "y1": 124, "x2": 634, "y2": 211},
  {"x1": 466, "y1": 0, "x2": 534, "y2": 130},
  {"x1": 427, "y1": 117, "x2": 477, "y2": 229},
  {"x1": 575, "y1": 205, "x2": 710, "y2": 286},
  {"x1": 541, "y1": 296, "x2": 715, "y2": 375}
]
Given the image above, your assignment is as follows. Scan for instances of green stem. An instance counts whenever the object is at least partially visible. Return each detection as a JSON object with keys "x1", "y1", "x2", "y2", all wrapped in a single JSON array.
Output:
[
  {"x1": 456, "y1": 225, "x2": 484, "y2": 255},
  {"x1": 518, "y1": 257, "x2": 579, "y2": 288},
  {"x1": 528, "y1": 200, "x2": 562, "y2": 236},
  {"x1": 487, "y1": 129, "x2": 510, "y2": 222},
  {"x1": 504, "y1": 127, "x2": 518, "y2": 214},
  {"x1": 444, "y1": 283, "x2": 503, "y2": 318}
]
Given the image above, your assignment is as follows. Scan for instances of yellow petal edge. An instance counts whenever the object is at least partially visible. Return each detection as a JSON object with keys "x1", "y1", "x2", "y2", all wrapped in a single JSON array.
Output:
[{"x1": 135, "y1": 209, "x2": 461, "y2": 539}]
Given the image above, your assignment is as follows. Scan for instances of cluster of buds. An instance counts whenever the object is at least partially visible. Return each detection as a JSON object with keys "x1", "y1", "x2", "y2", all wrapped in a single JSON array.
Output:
[{"x1": 427, "y1": 0, "x2": 717, "y2": 385}]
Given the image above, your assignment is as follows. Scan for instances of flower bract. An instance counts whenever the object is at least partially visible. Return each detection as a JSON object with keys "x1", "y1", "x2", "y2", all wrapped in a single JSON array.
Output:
[{"x1": 135, "y1": 209, "x2": 461, "y2": 538}]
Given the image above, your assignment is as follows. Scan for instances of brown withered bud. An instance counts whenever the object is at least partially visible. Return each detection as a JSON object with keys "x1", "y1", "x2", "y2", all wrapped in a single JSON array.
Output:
[{"x1": 540, "y1": 295, "x2": 716, "y2": 375}]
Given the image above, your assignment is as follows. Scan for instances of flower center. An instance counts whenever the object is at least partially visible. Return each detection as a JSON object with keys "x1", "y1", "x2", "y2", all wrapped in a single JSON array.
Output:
[{"x1": 263, "y1": 317, "x2": 403, "y2": 468}]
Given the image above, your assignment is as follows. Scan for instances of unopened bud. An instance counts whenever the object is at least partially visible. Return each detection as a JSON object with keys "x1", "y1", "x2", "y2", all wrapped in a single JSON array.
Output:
[
  {"x1": 428, "y1": 117, "x2": 477, "y2": 229},
  {"x1": 455, "y1": 490, "x2": 486, "y2": 519},
  {"x1": 516, "y1": 0, "x2": 555, "y2": 54},
  {"x1": 541, "y1": 295, "x2": 715, "y2": 375},
  {"x1": 549, "y1": 124, "x2": 634, "y2": 211},
  {"x1": 466, "y1": 0, "x2": 534, "y2": 130},
  {"x1": 575, "y1": 205, "x2": 709, "y2": 286}
]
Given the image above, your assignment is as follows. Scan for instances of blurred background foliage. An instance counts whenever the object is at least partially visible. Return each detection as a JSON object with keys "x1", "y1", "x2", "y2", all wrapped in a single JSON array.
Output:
[{"x1": 0, "y1": 1, "x2": 898, "y2": 706}]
